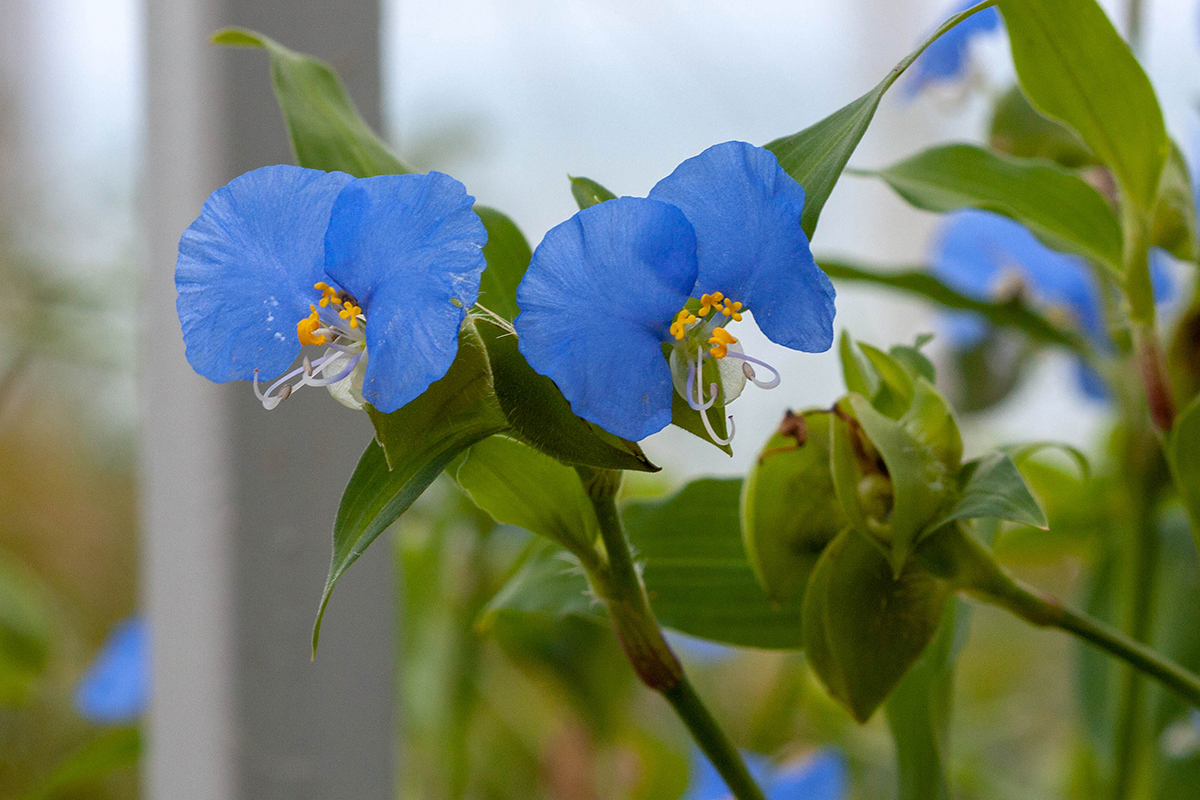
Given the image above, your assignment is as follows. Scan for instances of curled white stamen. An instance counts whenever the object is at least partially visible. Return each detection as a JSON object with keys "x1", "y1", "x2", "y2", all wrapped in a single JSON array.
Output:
[
  {"x1": 723, "y1": 351, "x2": 781, "y2": 389},
  {"x1": 303, "y1": 351, "x2": 363, "y2": 387},
  {"x1": 699, "y1": 404, "x2": 735, "y2": 446},
  {"x1": 685, "y1": 353, "x2": 716, "y2": 412}
]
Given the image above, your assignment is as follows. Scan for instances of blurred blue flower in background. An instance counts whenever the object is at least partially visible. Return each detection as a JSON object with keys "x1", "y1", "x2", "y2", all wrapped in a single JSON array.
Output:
[
  {"x1": 682, "y1": 747, "x2": 847, "y2": 800},
  {"x1": 906, "y1": 0, "x2": 1002, "y2": 98},
  {"x1": 74, "y1": 616, "x2": 148, "y2": 725},
  {"x1": 931, "y1": 209, "x2": 1173, "y2": 400}
]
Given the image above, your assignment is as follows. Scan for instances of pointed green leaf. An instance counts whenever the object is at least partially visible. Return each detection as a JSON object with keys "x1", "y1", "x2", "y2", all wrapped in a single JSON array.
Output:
[
  {"x1": 213, "y1": 28, "x2": 410, "y2": 177},
  {"x1": 988, "y1": 84, "x2": 1096, "y2": 169},
  {"x1": 928, "y1": 451, "x2": 1048, "y2": 533},
  {"x1": 802, "y1": 528, "x2": 952, "y2": 722},
  {"x1": 456, "y1": 436, "x2": 598, "y2": 556},
  {"x1": 475, "y1": 205, "x2": 531, "y2": 321},
  {"x1": 1151, "y1": 142, "x2": 1199, "y2": 263},
  {"x1": 1000, "y1": 0, "x2": 1168, "y2": 212},
  {"x1": 480, "y1": 541, "x2": 602, "y2": 627},
  {"x1": 314, "y1": 325, "x2": 508, "y2": 654},
  {"x1": 741, "y1": 410, "x2": 846, "y2": 602},
  {"x1": 570, "y1": 176, "x2": 617, "y2": 210},
  {"x1": 764, "y1": 1, "x2": 999, "y2": 237},
  {"x1": 819, "y1": 260, "x2": 1088, "y2": 353},
  {"x1": 864, "y1": 143, "x2": 1123, "y2": 273}
]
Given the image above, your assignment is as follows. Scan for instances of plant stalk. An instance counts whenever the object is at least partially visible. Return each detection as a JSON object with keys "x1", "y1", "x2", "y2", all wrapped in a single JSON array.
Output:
[{"x1": 579, "y1": 468, "x2": 768, "y2": 800}]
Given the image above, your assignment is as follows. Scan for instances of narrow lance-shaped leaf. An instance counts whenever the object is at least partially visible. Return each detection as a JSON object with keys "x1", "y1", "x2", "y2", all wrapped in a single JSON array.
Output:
[
  {"x1": 925, "y1": 451, "x2": 1048, "y2": 534},
  {"x1": 862, "y1": 143, "x2": 1123, "y2": 274},
  {"x1": 570, "y1": 176, "x2": 617, "y2": 209},
  {"x1": 819, "y1": 260, "x2": 1088, "y2": 354},
  {"x1": 314, "y1": 325, "x2": 508, "y2": 654},
  {"x1": 1000, "y1": 0, "x2": 1168, "y2": 212},
  {"x1": 765, "y1": 1, "x2": 1000, "y2": 237},
  {"x1": 212, "y1": 28, "x2": 411, "y2": 178}
]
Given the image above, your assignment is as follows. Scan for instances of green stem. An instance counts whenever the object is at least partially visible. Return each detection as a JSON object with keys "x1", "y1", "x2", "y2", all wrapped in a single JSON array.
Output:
[
  {"x1": 578, "y1": 468, "x2": 768, "y2": 800},
  {"x1": 1110, "y1": 502, "x2": 1160, "y2": 800}
]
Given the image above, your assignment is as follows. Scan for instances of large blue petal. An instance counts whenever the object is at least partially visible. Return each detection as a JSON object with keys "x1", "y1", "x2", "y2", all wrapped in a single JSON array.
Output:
[
  {"x1": 176, "y1": 165, "x2": 353, "y2": 382},
  {"x1": 515, "y1": 197, "x2": 697, "y2": 441},
  {"x1": 934, "y1": 210, "x2": 1104, "y2": 344},
  {"x1": 324, "y1": 172, "x2": 488, "y2": 413},
  {"x1": 648, "y1": 141, "x2": 835, "y2": 352},
  {"x1": 74, "y1": 616, "x2": 149, "y2": 725},
  {"x1": 906, "y1": 1, "x2": 1002, "y2": 97}
]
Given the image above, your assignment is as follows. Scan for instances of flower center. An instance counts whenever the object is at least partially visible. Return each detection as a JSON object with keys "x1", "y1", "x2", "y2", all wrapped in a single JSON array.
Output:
[
  {"x1": 253, "y1": 281, "x2": 368, "y2": 410},
  {"x1": 665, "y1": 292, "x2": 782, "y2": 445}
]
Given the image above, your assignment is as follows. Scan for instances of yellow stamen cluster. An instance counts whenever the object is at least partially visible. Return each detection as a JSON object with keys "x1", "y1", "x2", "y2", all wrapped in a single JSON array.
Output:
[
  {"x1": 670, "y1": 309, "x2": 698, "y2": 340},
  {"x1": 339, "y1": 300, "x2": 363, "y2": 328},
  {"x1": 698, "y1": 292, "x2": 725, "y2": 316},
  {"x1": 313, "y1": 281, "x2": 363, "y2": 330},
  {"x1": 297, "y1": 305, "x2": 327, "y2": 346},
  {"x1": 719, "y1": 298, "x2": 744, "y2": 321},
  {"x1": 708, "y1": 327, "x2": 738, "y2": 359},
  {"x1": 315, "y1": 281, "x2": 341, "y2": 308}
]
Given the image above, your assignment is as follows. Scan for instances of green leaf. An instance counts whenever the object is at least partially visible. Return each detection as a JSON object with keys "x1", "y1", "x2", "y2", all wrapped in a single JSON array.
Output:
[
  {"x1": 1151, "y1": 142, "x2": 1199, "y2": 263},
  {"x1": 1000, "y1": 0, "x2": 1168, "y2": 212},
  {"x1": 478, "y1": 320, "x2": 658, "y2": 472},
  {"x1": 858, "y1": 341, "x2": 915, "y2": 418},
  {"x1": 456, "y1": 436, "x2": 598, "y2": 555},
  {"x1": 1168, "y1": 394, "x2": 1200, "y2": 554},
  {"x1": 213, "y1": 28, "x2": 410, "y2": 177},
  {"x1": 475, "y1": 205, "x2": 531, "y2": 321},
  {"x1": 484, "y1": 478, "x2": 804, "y2": 649},
  {"x1": 839, "y1": 331, "x2": 877, "y2": 397},
  {"x1": 0, "y1": 556, "x2": 51, "y2": 705},
  {"x1": 802, "y1": 528, "x2": 952, "y2": 722},
  {"x1": 1002, "y1": 440, "x2": 1091, "y2": 481},
  {"x1": 988, "y1": 84, "x2": 1096, "y2": 169},
  {"x1": 863, "y1": 143, "x2": 1123, "y2": 273},
  {"x1": 570, "y1": 176, "x2": 617, "y2": 210},
  {"x1": 625, "y1": 478, "x2": 803, "y2": 648},
  {"x1": 741, "y1": 410, "x2": 846, "y2": 602},
  {"x1": 481, "y1": 541, "x2": 602, "y2": 627},
  {"x1": 929, "y1": 452, "x2": 1048, "y2": 533},
  {"x1": 314, "y1": 324, "x2": 508, "y2": 654},
  {"x1": 19, "y1": 728, "x2": 141, "y2": 800},
  {"x1": 884, "y1": 603, "x2": 962, "y2": 800},
  {"x1": 890, "y1": 337, "x2": 937, "y2": 384},
  {"x1": 819, "y1": 259, "x2": 1088, "y2": 353},
  {"x1": 850, "y1": 380, "x2": 963, "y2": 573},
  {"x1": 764, "y1": 1, "x2": 1000, "y2": 237}
]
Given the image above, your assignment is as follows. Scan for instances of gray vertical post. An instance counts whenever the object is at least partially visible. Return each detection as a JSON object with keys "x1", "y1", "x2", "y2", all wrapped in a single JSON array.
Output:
[{"x1": 141, "y1": 0, "x2": 396, "y2": 798}]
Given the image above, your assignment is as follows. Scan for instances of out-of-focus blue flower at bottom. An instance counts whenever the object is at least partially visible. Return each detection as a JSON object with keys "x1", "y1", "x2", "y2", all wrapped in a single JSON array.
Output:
[
  {"x1": 74, "y1": 616, "x2": 148, "y2": 725},
  {"x1": 931, "y1": 209, "x2": 1174, "y2": 401},
  {"x1": 682, "y1": 747, "x2": 847, "y2": 800}
]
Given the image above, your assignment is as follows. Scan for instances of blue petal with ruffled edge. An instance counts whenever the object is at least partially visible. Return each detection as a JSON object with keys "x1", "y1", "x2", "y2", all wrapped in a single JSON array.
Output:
[
  {"x1": 176, "y1": 165, "x2": 353, "y2": 382},
  {"x1": 74, "y1": 616, "x2": 149, "y2": 725},
  {"x1": 648, "y1": 141, "x2": 835, "y2": 353},
  {"x1": 324, "y1": 172, "x2": 488, "y2": 414},
  {"x1": 515, "y1": 197, "x2": 698, "y2": 441},
  {"x1": 906, "y1": 0, "x2": 1002, "y2": 97}
]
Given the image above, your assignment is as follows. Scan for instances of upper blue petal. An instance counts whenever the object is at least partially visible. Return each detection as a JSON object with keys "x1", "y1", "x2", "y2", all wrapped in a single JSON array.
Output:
[
  {"x1": 324, "y1": 172, "x2": 488, "y2": 413},
  {"x1": 74, "y1": 616, "x2": 149, "y2": 725},
  {"x1": 934, "y1": 210, "x2": 1104, "y2": 345},
  {"x1": 648, "y1": 141, "x2": 835, "y2": 353},
  {"x1": 176, "y1": 165, "x2": 354, "y2": 382},
  {"x1": 906, "y1": 1, "x2": 1002, "y2": 96},
  {"x1": 515, "y1": 197, "x2": 697, "y2": 441}
]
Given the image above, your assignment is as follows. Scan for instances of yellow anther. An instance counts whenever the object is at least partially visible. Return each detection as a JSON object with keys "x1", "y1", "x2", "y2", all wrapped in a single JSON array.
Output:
[
  {"x1": 314, "y1": 281, "x2": 340, "y2": 308},
  {"x1": 670, "y1": 309, "x2": 698, "y2": 340},
  {"x1": 297, "y1": 305, "x2": 327, "y2": 346},
  {"x1": 708, "y1": 327, "x2": 738, "y2": 359},
  {"x1": 339, "y1": 300, "x2": 363, "y2": 329},
  {"x1": 699, "y1": 292, "x2": 725, "y2": 316},
  {"x1": 721, "y1": 298, "x2": 744, "y2": 322}
]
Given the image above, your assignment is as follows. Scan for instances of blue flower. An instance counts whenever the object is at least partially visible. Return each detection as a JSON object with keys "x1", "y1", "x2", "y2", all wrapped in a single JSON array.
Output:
[
  {"x1": 176, "y1": 165, "x2": 487, "y2": 413},
  {"x1": 682, "y1": 747, "x2": 847, "y2": 800},
  {"x1": 74, "y1": 616, "x2": 148, "y2": 725},
  {"x1": 932, "y1": 209, "x2": 1173, "y2": 399},
  {"x1": 515, "y1": 142, "x2": 835, "y2": 444},
  {"x1": 906, "y1": 0, "x2": 1002, "y2": 98}
]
